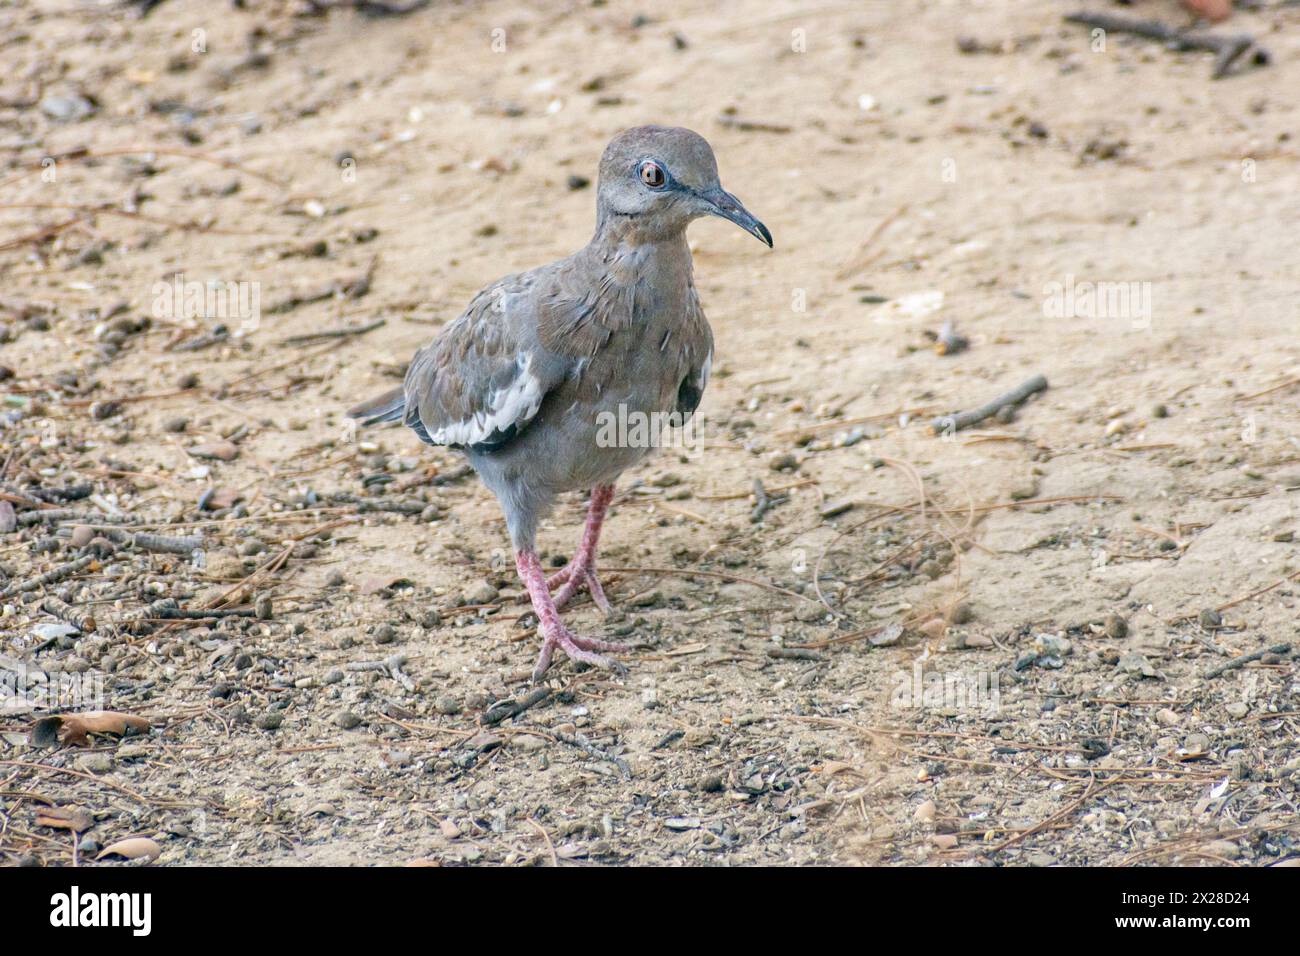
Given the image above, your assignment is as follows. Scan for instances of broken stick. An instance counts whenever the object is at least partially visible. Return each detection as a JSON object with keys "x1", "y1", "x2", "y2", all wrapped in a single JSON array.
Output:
[
  {"x1": 1064, "y1": 12, "x2": 1269, "y2": 80},
  {"x1": 1204, "y1": 643, "x2": 1291, "y2": 680},
  {"x1": 0, "y1": 555, "x2": 95, "y2": 600},
  {"x1": 482, "y1": 687, "x2": 552, "y2": 726},
  {"x1": 930, "y1": 374, "x2": 1048, "y2": 436}
]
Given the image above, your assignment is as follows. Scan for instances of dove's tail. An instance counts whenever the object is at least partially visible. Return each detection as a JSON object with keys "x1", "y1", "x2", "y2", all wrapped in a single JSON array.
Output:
[{"x1": 347, "y1": 387, "x2": 405, "y2": 426}]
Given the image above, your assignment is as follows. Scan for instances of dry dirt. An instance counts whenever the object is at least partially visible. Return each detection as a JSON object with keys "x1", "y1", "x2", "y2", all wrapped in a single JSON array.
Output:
[{"x1": 1, "y1": 0, "x2": 1299, "y2": 867}]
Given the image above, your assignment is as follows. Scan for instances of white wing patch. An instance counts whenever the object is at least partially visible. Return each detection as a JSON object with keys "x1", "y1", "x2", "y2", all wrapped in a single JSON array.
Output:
[
  {"x1": 428, "y1": 353, "x2": 544, "y2": 447},
  {"x1": 697, "y1": 348, "x2": 712, "y2": 391}
]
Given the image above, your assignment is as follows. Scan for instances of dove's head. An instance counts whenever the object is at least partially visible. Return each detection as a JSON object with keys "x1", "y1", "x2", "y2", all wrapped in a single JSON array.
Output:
[{"x1": 594, "y1": 125, "x2": 772, "y2": 248}]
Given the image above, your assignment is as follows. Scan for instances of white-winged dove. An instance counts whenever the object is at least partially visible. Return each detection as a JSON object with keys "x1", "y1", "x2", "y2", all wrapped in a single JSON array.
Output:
[{"x1": 350, "y1": 126, "x2": 771, "y2": 679}]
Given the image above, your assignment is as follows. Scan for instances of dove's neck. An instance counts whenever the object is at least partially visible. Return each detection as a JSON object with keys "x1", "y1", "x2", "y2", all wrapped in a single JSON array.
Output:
[{"x1": 587, "y1": 217, "x2": 693, "y2": 280}]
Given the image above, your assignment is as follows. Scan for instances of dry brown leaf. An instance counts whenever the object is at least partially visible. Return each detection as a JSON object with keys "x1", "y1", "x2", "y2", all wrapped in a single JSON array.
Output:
[
  {"x1": 31, "y1": 711, "x2": 150, "y2": 747},
  {"x1": 34, "y1": 806, "x2": 94, "y2": 833},
  {"x1": 97, "y1": 837, "x2": 161, "y2": 862}
]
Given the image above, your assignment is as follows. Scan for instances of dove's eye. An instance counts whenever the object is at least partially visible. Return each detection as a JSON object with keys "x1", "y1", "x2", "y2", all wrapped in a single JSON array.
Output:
[{"x1": 639, "y1": 161, "x2": 666, "y2": 188}]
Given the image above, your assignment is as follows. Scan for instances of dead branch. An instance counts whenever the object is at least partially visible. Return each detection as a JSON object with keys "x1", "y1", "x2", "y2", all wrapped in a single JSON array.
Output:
[
  {"x1": 0, "y1": 556, "x2": 95, "y2": 600},
  {"x1": 930, "y1": 374, "x2": 1048, "y2": 435},
  {"x1": 1204, "y1": 643, "x2": 1291, "y2": 680},
  {"x1": 1064, "y1": 11, "x2": 1268, "y2": 80}
]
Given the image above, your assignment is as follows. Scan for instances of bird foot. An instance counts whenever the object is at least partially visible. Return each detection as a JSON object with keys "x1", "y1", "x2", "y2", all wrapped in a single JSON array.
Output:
[
  {"x1": 547, "y1": 564, "x2": 613, "y2": 614},
  {"x1": 532, "y1": 623, "x2": 629, "y2": 683},
  {"x1": 519, "y1": 548, "x2": 627, "y2": 681}
]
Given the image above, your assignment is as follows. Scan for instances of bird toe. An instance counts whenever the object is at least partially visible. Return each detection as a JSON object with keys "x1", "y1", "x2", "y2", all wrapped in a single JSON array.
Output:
[
  {"x1": 550, "y1": 569, "x2": 614, "y2": 613},
  {"x1": 533, "y1": 626, "x2": 628, "y2": 679},
  {"x1": 545, "y1": 564, "x2": 574, "y2": 590}
]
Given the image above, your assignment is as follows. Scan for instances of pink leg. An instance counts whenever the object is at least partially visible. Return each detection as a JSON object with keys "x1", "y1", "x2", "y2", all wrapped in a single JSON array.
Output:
[
  {"x1": 547, "y1": 484, "x2": 615, "y2": 613},
  {"x1": 518, "y1": 549, "x2": 628, "y2": 681}
]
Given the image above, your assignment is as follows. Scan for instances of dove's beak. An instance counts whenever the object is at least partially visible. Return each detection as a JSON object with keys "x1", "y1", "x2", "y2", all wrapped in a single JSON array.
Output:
[{"x1": 698, "y1": 187, "x2": 773, "y2": 248}]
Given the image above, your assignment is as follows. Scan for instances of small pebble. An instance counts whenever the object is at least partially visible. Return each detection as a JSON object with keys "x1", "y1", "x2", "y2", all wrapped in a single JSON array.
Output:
[
  {"x1": 697, "y1": 774, "x2": 724, "y2": 793},
  {"x1": 465, "y1": 580, "x2": 499, "y2": 605},
  {"x1": 1204, "y1": 839, "x2": 1242, "y2": 860},
  {"x1": 1155, "y1": 708, "x2": 1180, "y2": 727},
  {"x1": 41, "y1": 93, "x2": 96, "y2": 122},
  {"x1": 1009, "y1": 479, "x2": 1039, "y2": 501},
  {"x1": 86, "y1": 537, "x2": 116, "y2": 558},
  {"x1": 818, "y1": 500, "x2": 854, "y2": 519},
  {"x1": 793, "y1": 601, "x2": 824, "y2": 622},
  {"x1": 77, "y1": 753, "x2": 113, "y2": 773},
  {"x1": 335, "y1": 711, "x2": 362, "y2": 730},
  {"x1": 630, "y1": 589, "x2": 663, "y2": 608},
  {"x1": 768, "y1": 451, "x2": 798, "y2": 472}
]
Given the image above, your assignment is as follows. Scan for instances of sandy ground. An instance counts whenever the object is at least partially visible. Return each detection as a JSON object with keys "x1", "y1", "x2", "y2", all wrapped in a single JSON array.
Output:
[{"x1": 1, "y1": 0, "x2": 1299, "y2": 867}]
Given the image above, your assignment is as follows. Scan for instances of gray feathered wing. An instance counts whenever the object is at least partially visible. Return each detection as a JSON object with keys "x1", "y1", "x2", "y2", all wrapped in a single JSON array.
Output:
[
  {"x1": 675, "y1": 290, "x2": 712, "y2": 422},
  {"x1": 397, "y1": 273, "x2": 571, "y2": 453}
]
